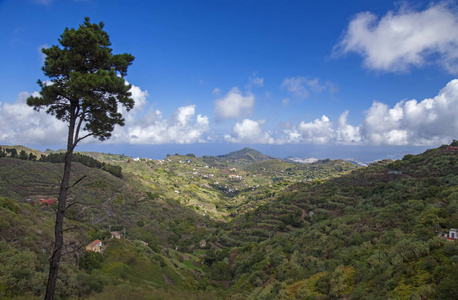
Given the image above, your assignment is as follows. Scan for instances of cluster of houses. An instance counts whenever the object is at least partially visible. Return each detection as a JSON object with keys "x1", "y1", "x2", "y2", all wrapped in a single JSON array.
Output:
[
  {"x1": 132, "y1": 157, "x2": 154, "y2": 162},
  {"x1": 85, "y1": 231, "x2": 148, "y2": 253},
  {"x1": 85, "y1": 231, "x2": 121, "y2": 253},
  {"x1": 156, "y1": 158, "x2": 171, "y2": 165}
]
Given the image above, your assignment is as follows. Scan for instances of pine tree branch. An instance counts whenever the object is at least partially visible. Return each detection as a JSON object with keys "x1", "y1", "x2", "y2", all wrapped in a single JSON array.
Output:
[
  {"x1": 71, "y1": 175, "x2": 87, "y2": 188},
  {"x1": 63, "y1": 225, "x2": 78, "y2": 232},
  {"x1": 64, "y1": 201, "x2": 80, "y2": 211},
  {"x1": 61, "y1": 240, "x2": 88, "y2": 256}
]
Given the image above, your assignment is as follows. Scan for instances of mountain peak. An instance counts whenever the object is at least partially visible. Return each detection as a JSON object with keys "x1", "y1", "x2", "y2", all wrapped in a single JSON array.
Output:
[{"x1": 217, "y1": 147, "x2": 276, "y2": 162}]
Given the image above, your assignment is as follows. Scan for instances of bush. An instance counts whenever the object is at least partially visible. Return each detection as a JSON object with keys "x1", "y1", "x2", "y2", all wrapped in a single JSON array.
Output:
[{"x1": 79, "y1": 251, "x2": 104, "y2": 273}]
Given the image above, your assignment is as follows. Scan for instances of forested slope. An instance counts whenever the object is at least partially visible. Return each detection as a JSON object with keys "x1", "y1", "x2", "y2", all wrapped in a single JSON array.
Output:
[{"x1": 213, "y1": 144, "x2": 458, "y2": 299}]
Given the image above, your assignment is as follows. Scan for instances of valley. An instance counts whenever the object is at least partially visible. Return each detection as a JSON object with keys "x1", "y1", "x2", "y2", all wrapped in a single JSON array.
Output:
[{"x1": 0, "y1": 143, "x2": 457, "y2": 299}]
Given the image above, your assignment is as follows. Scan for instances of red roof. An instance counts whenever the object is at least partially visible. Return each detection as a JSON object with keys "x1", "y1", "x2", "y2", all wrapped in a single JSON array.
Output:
[
  {"x1": 39, "y1": 199, "x2": 56, "y2": 205},
  {"x1": 88, "y1": 239, "x2": 102, "y2": 248}
]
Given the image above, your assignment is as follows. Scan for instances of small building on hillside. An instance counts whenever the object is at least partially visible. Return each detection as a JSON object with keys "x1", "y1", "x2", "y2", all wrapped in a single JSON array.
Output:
[
  {"x1": 438, "y1": 228, "x2": 458, "y2": 241},
  {"x1": 111, "y1": 231, "x2": 121, "y2": 239},
  {"x1": 86, "y1": 240, "x2": 102, "y2": 252},
  {"x1": 199, "y1": 240, "x2": 206, "y2": 248},
  {"x1": 39, "y1": 199, "x2": 56, "y2": 206}
]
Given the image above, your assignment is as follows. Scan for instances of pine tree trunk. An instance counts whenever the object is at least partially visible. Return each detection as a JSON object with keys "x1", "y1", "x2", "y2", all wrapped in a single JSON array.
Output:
[{"x1": 44, "y1": 110, "x2": 76, "y2": 300}]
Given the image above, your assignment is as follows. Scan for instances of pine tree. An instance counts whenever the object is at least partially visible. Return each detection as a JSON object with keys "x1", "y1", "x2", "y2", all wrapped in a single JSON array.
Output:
[{"x1": 27, "y1": 17, "x2": 134, "y2": 300}]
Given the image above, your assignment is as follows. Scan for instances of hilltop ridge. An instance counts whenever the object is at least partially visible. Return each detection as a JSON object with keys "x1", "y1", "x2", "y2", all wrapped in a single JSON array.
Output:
[{"x1": 217, "y1": 147, "x2": 276, "y2": 163}]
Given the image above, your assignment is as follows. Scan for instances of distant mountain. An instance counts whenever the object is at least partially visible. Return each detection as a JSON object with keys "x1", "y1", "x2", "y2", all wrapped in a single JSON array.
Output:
[{"x1": 217, "y1": 147, "x2": 276, "y2": 163}]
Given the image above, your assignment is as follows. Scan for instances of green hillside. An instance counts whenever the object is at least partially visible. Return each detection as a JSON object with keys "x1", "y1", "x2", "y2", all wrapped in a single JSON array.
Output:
[
  {"x1": 1, "y1": 144, "x2": 457, "y2": 299},
  {"x1": 210, "y1": 144, "x2": 458, "y2": 299}
]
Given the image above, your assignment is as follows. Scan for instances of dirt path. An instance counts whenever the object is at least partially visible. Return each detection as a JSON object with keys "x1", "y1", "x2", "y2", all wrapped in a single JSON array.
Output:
[
  {"x1": 94, "y1": 193, "x2": 117, "y2": 224},
  {"x1": 162, "y1": 273, "x2": 175, "y2": 285},
  {"x1": 290, "y1": 200, "x2": 306, "y2": 221}
]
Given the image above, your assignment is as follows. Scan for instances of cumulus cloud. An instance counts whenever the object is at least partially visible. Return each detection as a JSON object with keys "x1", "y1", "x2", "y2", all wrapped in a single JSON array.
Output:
[
  {"x1": 4, "y1": 79, "x2": 458, "y2": 147},
  {"x1": 281, "y1": 115, "x2": 336, "y2": 144},
  {"x1": 214, "y1": 87, "x2": 255, "y2": 120},
  {"x1": 1, "y1": 83, "x2": 210, "y2": 145},
  {"x1": 120, "y1": 104, "x2": 210, "y2": 144},
  {"x1": 0, "y1": 92, "x2": 68, "y2": 144},
  {"x1": 337, "y1": 110, "x2": 361, "y2": 144},
  {"x1": 117, "y1": 81, "x2": 149, "y2": 125},
  {"x1": 281, "y1": 76, "x2": 336, "y2": 98},
  {"x1": 224, "y1": 119, "x2": 274, "y2": 144},
  {"x1": 224, "y1": 79, "x2": 458, "y2": 146},
  {"x1": 111, "y1": 84, "x2": 210, "y2": 144},
  {"x1": 290, "y1": 79, "x2": 458, "y2": 146},
  {"x1": 361, "y1": 79, "x2": 458, "y2": 145},
  {"x1": 335, "y1": 2, "x2": 458, "y2": 73}
]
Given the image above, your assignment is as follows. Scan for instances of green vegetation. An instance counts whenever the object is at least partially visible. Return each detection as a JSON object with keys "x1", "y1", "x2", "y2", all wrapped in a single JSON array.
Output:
[{"x1": 1, "y1": 143, "x2": 458, "y2": 299}]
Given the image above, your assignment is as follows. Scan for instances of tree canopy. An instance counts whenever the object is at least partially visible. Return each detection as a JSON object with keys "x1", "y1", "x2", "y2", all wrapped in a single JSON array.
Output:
[{"x1": 27, "y1": 17, "x2": 134, "y2": 145}]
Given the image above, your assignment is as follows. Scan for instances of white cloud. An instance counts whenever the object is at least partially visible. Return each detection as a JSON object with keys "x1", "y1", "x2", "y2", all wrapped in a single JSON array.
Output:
[
  {"x1": 337, "y1": 110, "x2": 361, "y2": 144},
  {"x1": 111, "y1": 84, "x2": 210, "y2": 144},
  {"x1": 281, "y1": 77, "x2": 310, "y2": 98},
  {"x1": 4, "y1": 79, "x2": 458, "y2": 147},
  {"x1": 0, "y1": 83, "x2": 210, "y2": 145},
  {"x1": 293, "y1": 115, "x2": 336, "y2": 144},
  {"x1": 214, "y1": 87, "x2": 255, "y2": 120},
  {"x1": 281, "y1": 76, "x2": 336, "y2": 98},
  {"x1": 280, "y1": 79, "x2": 458, "y2": 146},
  {"x1": 119, "y1": 82, "x2": 149, "y2": 124},
  {"x1": 282, "y1": 98, "x2": 290, "y2": 106},
  {"x1": 113, "y1": 104, "x2": 210, "y2": 144},
  {"x1": 38, "y1": 44, "x2": 49, "y2": 63},
  {"x1": 361, "y1": 79, "x2": 458, "y2": 145},
  {"x1": 0, "y1": 92, "x2": 68, "y2": 144},
  {"x1": 246, "y1": 75, "x2": 264, "y2": 89},
  {"x1": 212, "y1": 88, "x2": 221, "y2": 95},
  {"x1": 335, "y1": 2, "x2": 458, "y2": 73},
  {"x1": 225, "y1": 79, "x2": 458, "y2": 146},
  {"x1": 224, "y1": 119, "x2": 274, "y2": 144}
]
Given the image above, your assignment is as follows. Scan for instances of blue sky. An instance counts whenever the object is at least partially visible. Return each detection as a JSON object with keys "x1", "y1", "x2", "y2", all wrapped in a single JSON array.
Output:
[{"x1": 1, "y1": 0, "x2": 458, "y2": 161}]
